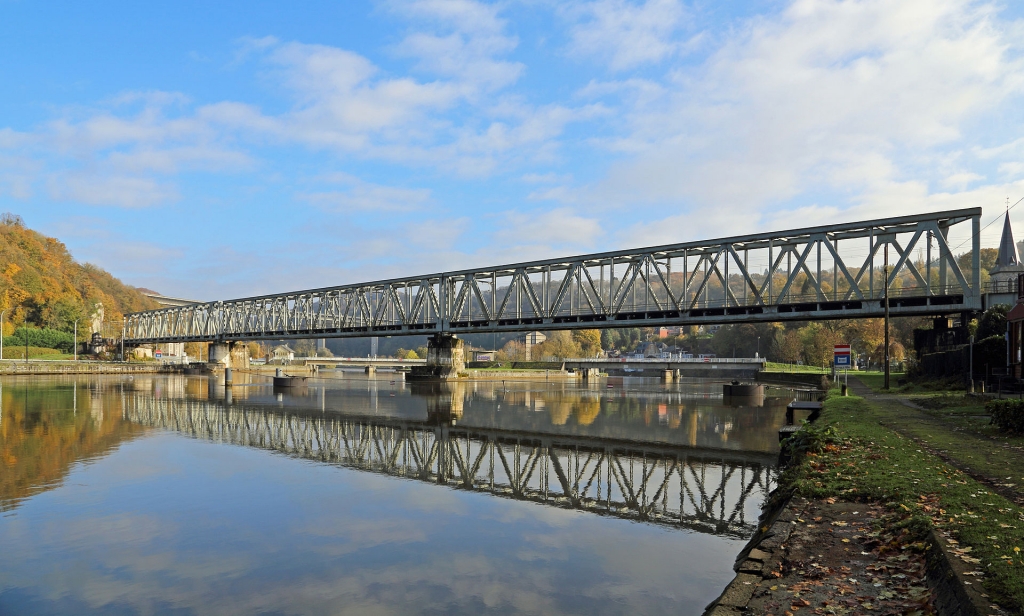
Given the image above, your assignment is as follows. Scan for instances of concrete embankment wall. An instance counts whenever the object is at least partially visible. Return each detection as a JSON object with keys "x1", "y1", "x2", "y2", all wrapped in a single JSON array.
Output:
[
  {"x1": 0, "y1": 361, "x2": 178, "y2": 375},
  {"x1": 757, "y1": 372, "x2": 831, "y2": 390},
  {"x1": 463, "y1": 370, "x2": 578, "y2": 380}
]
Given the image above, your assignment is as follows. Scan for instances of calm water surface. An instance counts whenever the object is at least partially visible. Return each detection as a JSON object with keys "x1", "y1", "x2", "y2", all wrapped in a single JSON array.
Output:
[{"x1": 0, "y1": 373, "x2": 795, "y2": 615}]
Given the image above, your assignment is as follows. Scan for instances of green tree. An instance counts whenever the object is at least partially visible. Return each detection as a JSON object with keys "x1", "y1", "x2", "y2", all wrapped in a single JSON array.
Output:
[
  {"x1": 534, "y1": 331, "x2": 581, "y2": 360},
  {"x1": 976, "y1": 304, "x2": 1010, "y2": 340},
  {"x1": 293, "y1": 339, "x2": 316, "y2": 357},
  {"x1": 497, "y1": 340, "x2": 530, "y2": 361},
  {"x1": 246, "y1": 342, "x2": 266, "y2": 359},
  {"x1": 572, "y1": 329, "x2": 602, "y2": 357},
  {"x1": 777, "y1": 328, "x2": 803, "y2": 363},
  {"x1": 957, "y1": 248, "x2": 998, "y2": 285},
  {"x1": 801, "y1": 322, "x2": 845, "y2": 368},
  {"x1": 40, "y1": 297, "x2": 84, "y2": 332}
]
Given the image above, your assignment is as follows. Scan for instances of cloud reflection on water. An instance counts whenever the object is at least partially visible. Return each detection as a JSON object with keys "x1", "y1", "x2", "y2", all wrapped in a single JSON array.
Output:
[{"x1": 0, "y1": 375, "x2": 782, "y2": 614}]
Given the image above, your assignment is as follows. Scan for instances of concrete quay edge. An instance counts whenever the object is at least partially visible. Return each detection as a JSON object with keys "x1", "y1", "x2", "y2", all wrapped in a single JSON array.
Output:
[{"x1": 0, "y1": 361, "x2": 175, "y2": 375}]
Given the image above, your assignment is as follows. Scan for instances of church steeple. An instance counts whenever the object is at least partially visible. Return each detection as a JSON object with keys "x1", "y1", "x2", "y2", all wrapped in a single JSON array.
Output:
[{"x1": 996, "y1": 211, "x2": 1019, "y2": 268}]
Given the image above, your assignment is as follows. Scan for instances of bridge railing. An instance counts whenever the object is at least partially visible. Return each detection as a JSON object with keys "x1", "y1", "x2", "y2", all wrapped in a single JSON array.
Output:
[
  {"x1": 125, "y1": 209, "x2": 981, "y2": 343},
  {"x1": 982, "y1": 278, "x2": 1020, "y2": 296}
]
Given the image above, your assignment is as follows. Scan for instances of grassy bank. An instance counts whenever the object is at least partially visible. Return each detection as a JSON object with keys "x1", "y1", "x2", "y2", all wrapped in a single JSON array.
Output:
[
  {"x1": 1, "y1": 347, "x2": 74, "y2": 360},
  {"x1": 781, "y1": 390, "x2": 1024, "y2": 611},
  {"x1": 848, "y1": 370, "x2": 906, "y2": 391}
]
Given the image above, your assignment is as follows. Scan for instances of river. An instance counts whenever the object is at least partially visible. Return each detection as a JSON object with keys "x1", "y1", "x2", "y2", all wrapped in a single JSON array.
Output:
[{"x1": 0, "y1": 373, "x2": 796, "y2": 615}]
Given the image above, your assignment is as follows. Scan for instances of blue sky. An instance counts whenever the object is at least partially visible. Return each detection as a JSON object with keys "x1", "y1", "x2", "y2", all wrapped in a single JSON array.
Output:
[{"x1": 2, "y1": 0, "x2": 1024, "y2": 300}]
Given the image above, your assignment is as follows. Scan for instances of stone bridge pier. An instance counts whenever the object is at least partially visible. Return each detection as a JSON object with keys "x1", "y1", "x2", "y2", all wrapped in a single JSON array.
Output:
[
  {"x1": 410, "y1": 333, "x2": 465, "y2": 380},
  {"x1": 207, "y1": 342, "x2": 250, "y2": 370}
]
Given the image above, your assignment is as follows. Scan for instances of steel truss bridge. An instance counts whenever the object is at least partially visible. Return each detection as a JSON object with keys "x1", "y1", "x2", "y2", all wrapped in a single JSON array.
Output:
[
  {"x1": 124, "y1": 208, "x2": 981, "y2": 344},
  {"x1": 121, "y1": 395, "x2": 775, "y2": 538}
]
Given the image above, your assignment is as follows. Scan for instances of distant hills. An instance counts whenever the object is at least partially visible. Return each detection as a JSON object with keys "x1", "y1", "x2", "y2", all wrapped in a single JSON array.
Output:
[{"x1": 0, "y1": 213, "x2": 158, "y2": 334}]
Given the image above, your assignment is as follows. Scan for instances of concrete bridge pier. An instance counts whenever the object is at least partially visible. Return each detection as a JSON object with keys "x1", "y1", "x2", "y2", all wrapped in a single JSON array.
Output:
[
  {"x1": 661, "y1": 370, "x2": 674, "y2": 382},
  {"x1": 410, "y1": 334, "x2": 465, "y2": 380},
  {"x1": 365, "y1": 365, "x2": 376, "y2": 375}
]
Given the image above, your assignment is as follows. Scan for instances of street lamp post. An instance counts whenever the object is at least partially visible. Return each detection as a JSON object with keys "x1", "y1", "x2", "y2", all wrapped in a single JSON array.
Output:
[
  {"x1": 756, "y1": 336, "x2": 761, "y2": 359},
  {"x1": 884, "y1": 244, "x2": 890, "y2": 390},
  {"x1": 73, "y1": 320, "x2": 78, "y2": 362}
]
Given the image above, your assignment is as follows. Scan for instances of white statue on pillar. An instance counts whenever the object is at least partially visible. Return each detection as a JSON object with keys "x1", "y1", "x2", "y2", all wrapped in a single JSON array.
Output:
[{"x1": 89, "y1": 303, "x2": 104, "y2": 335}]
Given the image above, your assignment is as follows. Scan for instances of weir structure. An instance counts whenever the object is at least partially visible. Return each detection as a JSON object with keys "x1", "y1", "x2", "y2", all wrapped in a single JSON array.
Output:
[{"x1": 124, "y1": 209, "x2": 982, "y2": 374}]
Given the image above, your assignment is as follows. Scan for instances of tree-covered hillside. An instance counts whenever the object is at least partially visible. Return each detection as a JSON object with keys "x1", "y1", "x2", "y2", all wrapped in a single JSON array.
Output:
[{"x1": 0, "y1": 213, "x2": 158, "y2": 334}]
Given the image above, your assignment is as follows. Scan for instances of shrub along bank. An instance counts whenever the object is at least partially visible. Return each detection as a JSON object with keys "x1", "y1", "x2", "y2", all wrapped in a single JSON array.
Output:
[
  {"x1": 776, "y1": 391, "x2": 1024, "y2": 612},
  {"x1": 3, "y1": 327, "x2": 76, "y2": 353},
  {"x1": 987, "y1": 399, "x2": 1024, "y2": 434}
]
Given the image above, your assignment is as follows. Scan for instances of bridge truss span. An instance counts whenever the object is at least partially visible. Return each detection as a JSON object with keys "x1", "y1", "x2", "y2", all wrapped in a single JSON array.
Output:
[{"x1": 125, "y1": 208, "x2": 981, "y2": 343}]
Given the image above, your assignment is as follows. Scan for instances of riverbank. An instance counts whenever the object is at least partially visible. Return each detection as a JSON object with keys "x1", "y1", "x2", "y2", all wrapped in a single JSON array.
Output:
[{"x1": 705, "y1": 383, "x2": 1023, "y2": 615}]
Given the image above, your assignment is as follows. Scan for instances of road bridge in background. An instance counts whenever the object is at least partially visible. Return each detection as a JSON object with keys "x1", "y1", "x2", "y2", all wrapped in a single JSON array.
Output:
[
  {"x1": 299, "y1": 356, "x2": 761, "y2": 369},
  {"x1": 124, "y1": 208, "x2": 982, "y2": 345},
  {"x1": 121, "y1": 394, "x2": 774, "y2": 537}
]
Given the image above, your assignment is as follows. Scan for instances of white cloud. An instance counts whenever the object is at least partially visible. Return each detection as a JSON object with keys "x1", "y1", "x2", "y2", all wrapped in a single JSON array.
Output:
[
  {"x1": 258, "y1": 41, "x2": 462, "y2": 154},
  {"x1": 397, "y1": 32, "x2": 523, "y2": 92},
  {"x1": 491, "y1": 207, "x2": 603, "y2": 250},
  {"x1": 0, "y1": 0, "x2": 602, "y2": 207},
  {"x1": 564, "y1": 0, "x2": 693, "y2": 70},
  {"x1": 106, "y1": 146, "x2": 253, "y2": 174},
  {"x1": 567, "y1": 0, "x2": 1024, "y2": 219},
  {"x1": 0, "y1": 154, "x2": 40, "y2": 199},
  {"x1": 393, "y1": 0, "x2": 508, "y2": 34},
  {"x1": 300, "y1": 173, "x2": 432, "y2": 212},
  {"x1": 0, "y1": 128, "x2": 36, "y2": 149},
  {"x1": 48, "y1": 174, "x2": 178, "y2": 208},
  {"x1": 521, "y1": 172, "x2": 572, "y2": 184},
  {"x1": 391, "y1": 0, "x2": 524, "y2": 93}
]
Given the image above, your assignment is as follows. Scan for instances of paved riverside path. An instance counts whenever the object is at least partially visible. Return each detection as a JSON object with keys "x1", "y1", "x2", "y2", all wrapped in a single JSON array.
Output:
[{"x1": 708, "y1": 497, "x2": 936, "y2": 615}]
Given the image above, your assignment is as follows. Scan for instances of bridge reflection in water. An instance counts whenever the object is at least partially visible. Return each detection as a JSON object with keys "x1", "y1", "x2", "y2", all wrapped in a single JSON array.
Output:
[{"x1": 121, "y1": 384, "x2": 776, "y2": 539}]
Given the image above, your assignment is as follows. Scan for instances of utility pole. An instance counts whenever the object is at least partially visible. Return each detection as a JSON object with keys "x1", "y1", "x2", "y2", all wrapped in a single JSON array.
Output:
[
  {"x1": 0, "y1": 310, "x2": 5, "y2": 361},
  {"x1": 969, "y1": 335, "x2": 975, "y2": 393},
  {"x1": 73, "y1": 320, "x2": 78, "y2": 362},
  {"x1": 884, "y1": 243, "x2": 890, "y2": 390}
]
